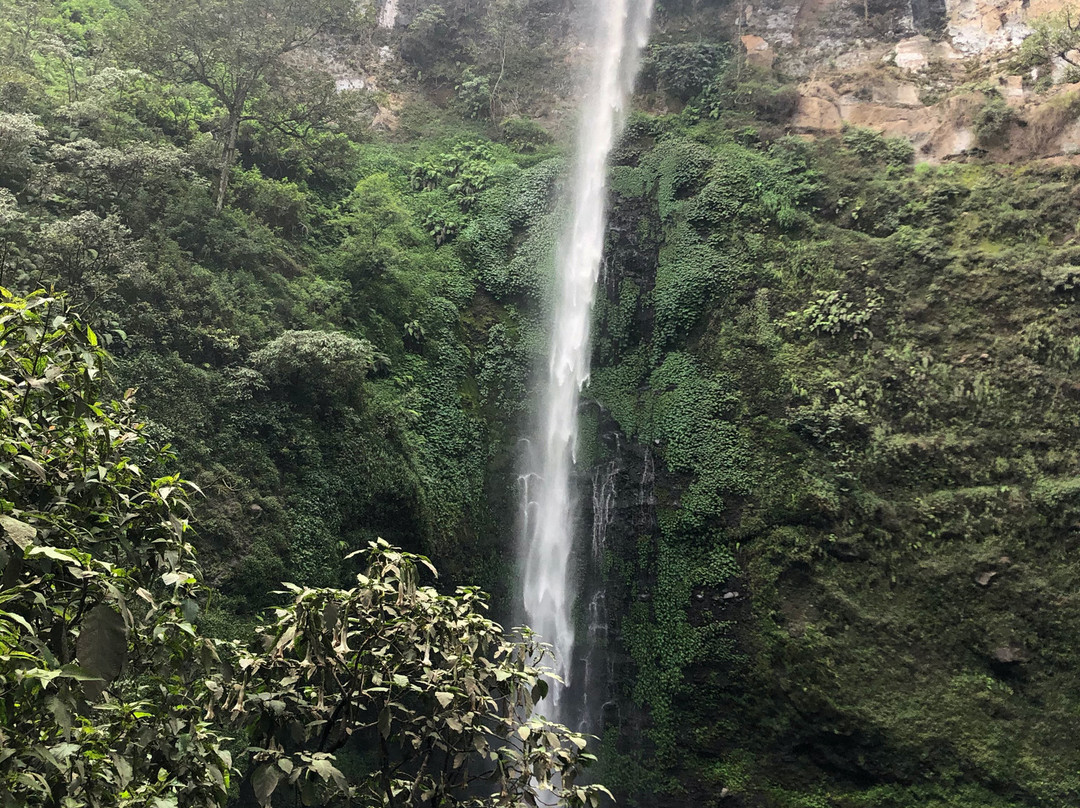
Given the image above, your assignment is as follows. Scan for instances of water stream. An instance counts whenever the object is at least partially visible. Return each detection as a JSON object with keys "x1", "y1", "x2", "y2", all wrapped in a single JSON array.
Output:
[{"x1": 518, "y1": 0, "x2": 653, "y2": 723}]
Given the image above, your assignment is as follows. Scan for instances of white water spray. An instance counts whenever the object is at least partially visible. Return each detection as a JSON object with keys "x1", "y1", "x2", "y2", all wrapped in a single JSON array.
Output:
[{"x1": 519, "y1": 0, "x2": 653, "y2": 721}]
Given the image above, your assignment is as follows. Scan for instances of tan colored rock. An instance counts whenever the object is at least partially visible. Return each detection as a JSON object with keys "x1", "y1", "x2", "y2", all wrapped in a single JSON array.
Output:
[
  {"x1": 792, "y1": 82, "x2": 844, "y2": 132},
  {"x1": 1002, "y1": 74, "x2": 1026, "y2": 105},
  {"x1": 869, "y1": 80, "x2": 923, "y2": 107},
  {"x1": 792, "y1": 96, "x2": 843, "y2": 132},
  {"x1": 895, "y1": 36, "x2": 933, "y2": 71},
  {"x1": 1058, "y1": 118, "x2": 1080, "y2": 154},
  {"x1": 945, "y1": 0, "x2": 1060, "y2": 54},
  {"x1": 741, "y1": 34, "x2": 775, "y2": 69},
  {"x1": 370, "y1": 92, "x2": 403, "y2": 132}
]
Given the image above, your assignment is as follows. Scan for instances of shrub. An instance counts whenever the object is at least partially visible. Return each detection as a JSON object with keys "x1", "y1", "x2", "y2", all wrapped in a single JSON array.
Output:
[
  {"x1": 645, "y1": 42, "x2": 730, "y2": 101},
  {"x1": 842, "y1": 126, "x2": 915, "y2": 166},
  {"x1": 973, "y1": 94, "x2": 1016, "y2": 146}
]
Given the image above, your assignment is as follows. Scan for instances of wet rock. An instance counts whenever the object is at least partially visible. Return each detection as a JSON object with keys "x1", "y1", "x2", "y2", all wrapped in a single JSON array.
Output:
[{"x1": 828, "y1": 541, "x2": 869, "y2": 562}]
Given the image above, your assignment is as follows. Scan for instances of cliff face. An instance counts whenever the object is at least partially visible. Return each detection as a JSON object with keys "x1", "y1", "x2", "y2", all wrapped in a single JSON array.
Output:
[
  {"x1": 578, "y1": 125, "x2": 1080, "y2": 807},
  {"x1": 730, "y1": 0, "x2": 1080, "y2": 161}
]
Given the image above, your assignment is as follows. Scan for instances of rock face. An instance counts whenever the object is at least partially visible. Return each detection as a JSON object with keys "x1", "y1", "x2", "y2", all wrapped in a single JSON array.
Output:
[
  {"x1": 736, "y1": 0, "x2": 1080, "y2": 162},
  {"x1": 741, "y1": 34, "x2": 777, "y2": 67}
]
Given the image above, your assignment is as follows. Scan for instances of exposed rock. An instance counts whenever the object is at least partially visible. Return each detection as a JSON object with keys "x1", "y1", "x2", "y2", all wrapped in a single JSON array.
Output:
[
  {"x1": 891, "y1": 35, "x2": 961, "y2": 72},
  {"x1": 895, "y1": 35, "x2": 933, "y2": 71},
  {"x1": 1001, "y1": 74, "x2": 1025, "y2": 102},
  {"x1": 741, "y1": 34, "x2": 776, "y2": 68},
  {"x1": 335, "y1": 76, "x2": 368, "y2": 92},
  {"x1": 992, "y1": 644, "x2": 1030, "y2": 663},
  {"x1": 975, "y1": 570, "x2": 997, "y2": 586},
  {"x1": 948, "y1": 0, "x2": 1029, "y2": 54},
  {"x1": 875, "y1": 81, "x2": 923, "y2": 106},
  {"x1": 377, "y1": 0, "x2": 398, "y2": 29},
  {"x1": 370, "y1": 92, "x2": 404, "y2": 132},
  {"x1": 792, "y1": 84, "x2": 843, "y2": 132},
  {"x1": 828, "y1": 541, "x2": 870, "y2": 561}
]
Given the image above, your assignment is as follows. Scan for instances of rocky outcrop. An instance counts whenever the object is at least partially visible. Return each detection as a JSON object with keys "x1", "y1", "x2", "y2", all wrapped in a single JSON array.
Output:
[{"x1": 735, "y1": 0, "x2": 1080, "y2": 162}]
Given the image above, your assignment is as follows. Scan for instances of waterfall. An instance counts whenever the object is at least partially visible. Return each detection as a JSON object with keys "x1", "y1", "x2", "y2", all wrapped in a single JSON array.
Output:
[
  {"x1": 581, "y1": 456, "x2": 619, "y2": 727},
  {"x1": 518, "y1": 0, "x2": 653, "y2": 722}
]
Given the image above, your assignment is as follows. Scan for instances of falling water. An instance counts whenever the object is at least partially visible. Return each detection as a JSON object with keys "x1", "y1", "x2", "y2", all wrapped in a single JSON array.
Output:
[
  {"x1": 580, "y1": 456, "x2": 620, "y2": 727},
  {"x1": 518, "y1": 0, "x2": 653, "y2": 722}
]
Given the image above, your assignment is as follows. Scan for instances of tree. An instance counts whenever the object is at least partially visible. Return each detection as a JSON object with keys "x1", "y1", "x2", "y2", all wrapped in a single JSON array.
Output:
[
  {"x1": 228, "y1": 541, "x2": 611, "y2": 808},
  {"x1": 0, "y1": 288, "x2": 608, "y2": 808},
  {"x1": 0, "y1": 288, "x2": 229, "y2": 807},
  {"x1": 341, "y1": 173, "x2": 412, "y2": 247},
  {"x1": 1018, "y1": 7, "x2": 1080, "y2": 71},
  {"x1": 132, "y1": 0, "x2": 357, "y2": 212}
]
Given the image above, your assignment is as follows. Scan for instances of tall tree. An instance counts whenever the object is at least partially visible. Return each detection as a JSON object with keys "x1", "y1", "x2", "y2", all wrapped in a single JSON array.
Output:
[{"x1": 133, "y1": 0, "x2": 357, "y2": 212}]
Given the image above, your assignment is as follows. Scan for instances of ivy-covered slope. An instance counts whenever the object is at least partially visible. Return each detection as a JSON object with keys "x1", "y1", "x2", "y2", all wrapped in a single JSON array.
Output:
[{"x1": 571, "y1": 109, "x2": 1080, "y2": 807}]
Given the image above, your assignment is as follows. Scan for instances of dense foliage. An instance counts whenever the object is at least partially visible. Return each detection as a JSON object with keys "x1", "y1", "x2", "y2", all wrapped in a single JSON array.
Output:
[
  {"x1": 0, "y1": 291, "x2": 605, "y2": 808},
  {"x1": 4, "y1": 0, "x2": 1080, "y2": 806},
  {"x1": 581, "y1": 106, "x2": 1080, "y2": 808}
]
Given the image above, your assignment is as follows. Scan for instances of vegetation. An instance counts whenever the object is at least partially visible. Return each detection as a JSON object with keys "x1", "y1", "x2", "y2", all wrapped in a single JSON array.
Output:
[
  {"x1": 583, "y1": 84, "x2": 1080, "y2": 808},
  {"x1": 3, "y1": 0, "x2": 1080, "y2": 807},
  {"x1": 0, "y1": 289, "x2": 606, "y2": 808}
]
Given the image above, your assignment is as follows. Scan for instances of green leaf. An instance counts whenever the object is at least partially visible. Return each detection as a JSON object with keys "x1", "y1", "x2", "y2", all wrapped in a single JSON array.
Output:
[
  {"x1": 435, "y1": 691, "x2": 454, "y2": 708},
  {"x1": 0, "y1": 515, "x2": 35, "y2": 549},
  {"x1": 378, "y1": 707, "x2": 391, "y2": 739},
  {"x1": 57, "y1": 664, "x2": 104, "y2": 682},
  {"x1": 252, "y1": 764, "x2": 280, "y2": 807},
  {"x1": 76, "y1": 604, "x2": 128, "y2": 698},
  {"x1": 28, "y1": 546, "x2": 78, "y2": 563}
]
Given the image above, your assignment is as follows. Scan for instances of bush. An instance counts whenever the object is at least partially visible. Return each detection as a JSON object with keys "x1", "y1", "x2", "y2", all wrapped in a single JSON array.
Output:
[
  {"x1": 646, "y1": 42, "x2": 730, "y2": 101},
  {"x1": 973, "y1": 94, "x2": 1016, "y2": 146},
  {"x1": 842, "y1": 126, "x2": 914, "y2": 166},
  {"x1": 695, "y1": 66, "x2": 798, "y2": 125},
  {"x1": 455, "y1": 67, "x2": 491, "y2": 119},
  {"x1": 500, "y1": 117, "x2": 553, "y2": 152}
]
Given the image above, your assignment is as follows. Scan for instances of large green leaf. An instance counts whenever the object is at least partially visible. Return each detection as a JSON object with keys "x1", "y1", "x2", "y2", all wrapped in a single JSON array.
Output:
[
  {"x1": 76, "y1": 604, "x2": 127, "y2": 699},
  {"x1": 252, "y1": 763, "x2": 281, "y2": 807}
]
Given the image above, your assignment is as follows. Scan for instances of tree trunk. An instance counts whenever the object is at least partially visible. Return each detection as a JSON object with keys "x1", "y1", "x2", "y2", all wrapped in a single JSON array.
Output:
[{"x1": 215, "y1": 109, "x2": 241, "y2": 213}]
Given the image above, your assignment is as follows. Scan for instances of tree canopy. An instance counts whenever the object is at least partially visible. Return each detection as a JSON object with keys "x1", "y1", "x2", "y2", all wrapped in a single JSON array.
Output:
[{"x1": 131, "y1": 0, "x2": 359, "y2": 210}]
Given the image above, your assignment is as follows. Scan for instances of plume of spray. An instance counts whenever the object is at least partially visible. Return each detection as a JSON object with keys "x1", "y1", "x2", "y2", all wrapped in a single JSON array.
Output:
[{"x1": 518, "y1": 0, "x2": 654, "y2": 723}]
